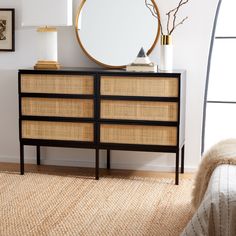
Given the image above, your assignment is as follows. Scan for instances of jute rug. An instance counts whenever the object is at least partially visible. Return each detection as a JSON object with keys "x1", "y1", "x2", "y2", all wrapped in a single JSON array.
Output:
[{"x1": 0, "y1": 172, "x2": 194, "y2": 236}]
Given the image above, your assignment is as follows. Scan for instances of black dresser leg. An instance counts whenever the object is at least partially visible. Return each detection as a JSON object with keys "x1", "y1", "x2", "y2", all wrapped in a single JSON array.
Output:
[
  {"x1": 107, "y1": 149, "x2": 110, "y2": 170},
  {"x1": 37, "y1": 145, "x2": 41, "y2": 165},
  {"x1": 175, "y1": 151, "x2": 179, "y2": 185},
  {"x1": 95, "y1": 149, "x2": 99, "y2": 180},
  {"x1": 181, "y1": 145, "x2": 185, "y2": 174},
  {"x1": 20, "y1": 143, "x2": 24, "y2": 175}
]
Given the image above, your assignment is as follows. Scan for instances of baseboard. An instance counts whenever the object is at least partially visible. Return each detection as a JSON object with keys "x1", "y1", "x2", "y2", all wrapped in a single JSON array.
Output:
[{"x1": 0, "y1": 155, "x2": 197, "y2": 173}]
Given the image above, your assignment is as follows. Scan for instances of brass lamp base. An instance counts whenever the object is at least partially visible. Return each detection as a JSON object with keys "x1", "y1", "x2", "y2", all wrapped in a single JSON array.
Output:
[{"x1": 34, "y1": 61, "x2": 61, "y2": 70}]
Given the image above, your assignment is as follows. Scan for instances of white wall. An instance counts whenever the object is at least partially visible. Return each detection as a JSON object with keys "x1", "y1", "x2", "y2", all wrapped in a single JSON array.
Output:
[{"x1": 0, "y1": 0, "x2": 219, "y2": 172}]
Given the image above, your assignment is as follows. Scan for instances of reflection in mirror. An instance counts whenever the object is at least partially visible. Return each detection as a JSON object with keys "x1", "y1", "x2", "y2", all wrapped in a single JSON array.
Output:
[{"x1": 75, "y1": 0, "x2": 160, "y2": 68}]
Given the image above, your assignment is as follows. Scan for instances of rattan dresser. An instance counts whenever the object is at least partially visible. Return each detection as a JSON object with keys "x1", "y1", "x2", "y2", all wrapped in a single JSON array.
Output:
[{"x1": 18, "y1": 68, "x2": 186, "y2": 184}]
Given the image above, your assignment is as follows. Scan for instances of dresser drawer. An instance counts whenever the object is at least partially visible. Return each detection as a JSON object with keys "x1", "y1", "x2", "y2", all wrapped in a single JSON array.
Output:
[
  {"x1": 100, "y1": 76, "x2": 178, "y2": 97},
  {"x1": 22, "y1": 98, "x2": 94, "y2": 118},
  {"x1": 101, "y1": 100, "x2": 178, "y2": 121},
  {"x1": 100, "y1": 124, "x2": 177, "y2": 146},
  {"x1": 21, "y1": 74, "x2": 94, "y2": 95},
  {"x1": 22, "y1": 121, "x2": 94, "y2": 142}
]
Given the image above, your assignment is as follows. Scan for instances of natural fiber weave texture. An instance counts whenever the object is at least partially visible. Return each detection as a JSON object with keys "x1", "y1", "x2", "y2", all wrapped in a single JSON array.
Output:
[
  {"x1": 101, "y1": 124, "x2": 177, "y2": 146},
  {"x1": 0, "y1": 173, "x2": 193, "y2": 236},
  {"x1": 21, "y1": 74, "x2": 94, "y2": 95},
  {"x1": 22, "y1": 98, "x2": 94, "y2": 118},
  {"x1": 22, "y1": 121, "x2": 94, "y2": 141},
  {"x1": 101, "y1": 100, "x2": 178, "y2": 121},
  {"x1": 101, "y1": 76, "x2": 178, "y2": 97}
]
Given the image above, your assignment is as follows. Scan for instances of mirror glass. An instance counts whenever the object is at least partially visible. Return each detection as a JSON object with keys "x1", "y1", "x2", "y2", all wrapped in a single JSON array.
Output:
[{"x1": 75, "y1": 0, "x2": 160, "y2": 68}]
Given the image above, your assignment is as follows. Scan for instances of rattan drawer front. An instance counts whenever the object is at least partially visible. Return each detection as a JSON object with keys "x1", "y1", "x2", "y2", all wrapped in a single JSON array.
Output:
[
  {"x1": 22, "y1": 121, "x2": 94, "y2": 141},
  {"x1": 21, "y1": 74, "x2": 94, "y2": 94},
  {"x1": 100, "y1": 124, "x2": 177, "y2": 146},
  {"x1": 100, "y1": 76, "x2": 178, "y2": 97},
  {"x1": 22, "y1": 98, "x2": 94, "y2": 118},
  {"x1": 101, "y1": 100, "x2": 178, "y2": 121}
]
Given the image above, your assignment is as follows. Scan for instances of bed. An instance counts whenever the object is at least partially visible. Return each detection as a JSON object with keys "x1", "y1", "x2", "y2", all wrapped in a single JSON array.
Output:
[{"x1": 181, "y1": 139, "x2": 236, "y2": 236}]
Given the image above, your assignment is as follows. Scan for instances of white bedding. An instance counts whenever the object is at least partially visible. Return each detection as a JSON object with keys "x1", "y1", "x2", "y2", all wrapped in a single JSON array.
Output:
[{"x1": 181, "y1": 164, "x2": 236, "y2": 236}]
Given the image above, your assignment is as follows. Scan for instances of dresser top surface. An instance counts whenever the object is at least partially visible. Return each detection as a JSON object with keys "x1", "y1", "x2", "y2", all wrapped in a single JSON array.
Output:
[{"x1": 19, "y1": 67, "x2": 185, "y2": 76}]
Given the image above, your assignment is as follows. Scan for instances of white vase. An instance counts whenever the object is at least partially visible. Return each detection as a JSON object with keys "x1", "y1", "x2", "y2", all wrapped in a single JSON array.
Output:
[{"x1": 159, "y1": 35, "x2": 173, "y2": 71}]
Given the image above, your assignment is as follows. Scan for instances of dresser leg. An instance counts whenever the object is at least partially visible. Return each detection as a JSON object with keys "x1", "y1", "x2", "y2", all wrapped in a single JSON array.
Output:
[
  {"x1": 181, "y1": 145, "x2": 185, "y2": 174},
  {"x1": 20, "y1": 144, "x2": 24, "y2": 175},
  {"x1": 175, "y1": 151, "x2": 179, "y2": 185},
  {"x1": 37, "y1": 145, "x2": 41, "y2": 165},
  {"x1": 107, "y1": 149, "x2": 110, "y2": 169},
  {"x1": 95, "y1": 149, "x2": 99, "y2": 180}
]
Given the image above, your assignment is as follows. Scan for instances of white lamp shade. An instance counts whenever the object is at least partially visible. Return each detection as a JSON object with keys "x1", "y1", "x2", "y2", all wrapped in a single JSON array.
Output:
[{"x1": 22, "y1": 0, "x2": 73, "y2": 26}]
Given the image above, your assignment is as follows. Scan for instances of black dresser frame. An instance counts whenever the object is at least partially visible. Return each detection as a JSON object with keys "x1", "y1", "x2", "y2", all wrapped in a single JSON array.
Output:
[{"x1": 18, "y1": 68, "x2": 185, "y2": 185}]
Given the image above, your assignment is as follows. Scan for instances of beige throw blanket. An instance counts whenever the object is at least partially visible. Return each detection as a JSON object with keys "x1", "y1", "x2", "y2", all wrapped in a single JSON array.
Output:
[{"x1": 192, "y1": 139, "x2": 236, "y2": 209}]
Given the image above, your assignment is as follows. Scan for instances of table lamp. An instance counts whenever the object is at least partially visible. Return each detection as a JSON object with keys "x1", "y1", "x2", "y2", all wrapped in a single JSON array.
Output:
[{"x1": 22, "y1": 0, "x2": 72, "y2": 69}]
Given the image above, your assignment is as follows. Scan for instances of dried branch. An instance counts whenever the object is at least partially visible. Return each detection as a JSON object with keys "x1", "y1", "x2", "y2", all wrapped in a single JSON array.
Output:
[
  {"x1": 166, "y1": 11, "x2": 172, "y2": 34},
  {"x1": 168, "y1": 0, "x2": 189, "y2": 34},
  {"x1": 145, "y1": 0, "x2": 163, "y2": 35},
  {"x1": 145, "y1": 0, "x2": 189, "y2": 35},
  {"x1": 169, "y1": 16, "x2": 188, "y2": 34}
]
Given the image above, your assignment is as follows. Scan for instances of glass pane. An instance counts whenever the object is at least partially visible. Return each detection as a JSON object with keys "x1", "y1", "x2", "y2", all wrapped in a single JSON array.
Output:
[
  {"x1": 207, "y1": 39, "x2": 236, "y2": 101},
  {"x1": 205, "y1": 103, "x2": 236, "y2": 150},
  {"x1": 204, "y1": 0, "x2": 236, "y2": 152},
  {"x1": 215, "y1": 0, "x2": 236, "y2": 36}
]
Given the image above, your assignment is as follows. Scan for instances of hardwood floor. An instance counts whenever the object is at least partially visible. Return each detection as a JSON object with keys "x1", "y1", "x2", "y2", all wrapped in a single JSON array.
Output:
[{"x1": 0, "y1": 162, "x2": 194, "y2": 179}]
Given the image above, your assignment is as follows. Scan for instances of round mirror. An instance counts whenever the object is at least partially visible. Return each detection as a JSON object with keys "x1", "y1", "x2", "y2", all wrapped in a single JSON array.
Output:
[{"x1": 75, "y1": 0, "x2": 160, "y2": 68}]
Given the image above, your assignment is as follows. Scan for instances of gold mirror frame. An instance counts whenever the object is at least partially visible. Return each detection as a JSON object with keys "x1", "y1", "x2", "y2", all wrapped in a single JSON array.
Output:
[{"x1": 75, "y1": 0, "x2": 161, "y2": 69}]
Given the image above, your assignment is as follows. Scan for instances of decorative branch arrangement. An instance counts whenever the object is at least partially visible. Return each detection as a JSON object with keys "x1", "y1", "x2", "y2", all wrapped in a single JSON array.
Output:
[{"x1": 145, "y1": 0, "x2": 189, "y2": 35}]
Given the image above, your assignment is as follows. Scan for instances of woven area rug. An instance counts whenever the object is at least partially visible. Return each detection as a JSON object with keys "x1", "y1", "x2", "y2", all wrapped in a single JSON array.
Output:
[{"x1": 0, "y1": 172, "x2": 194, "y2": 236}]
